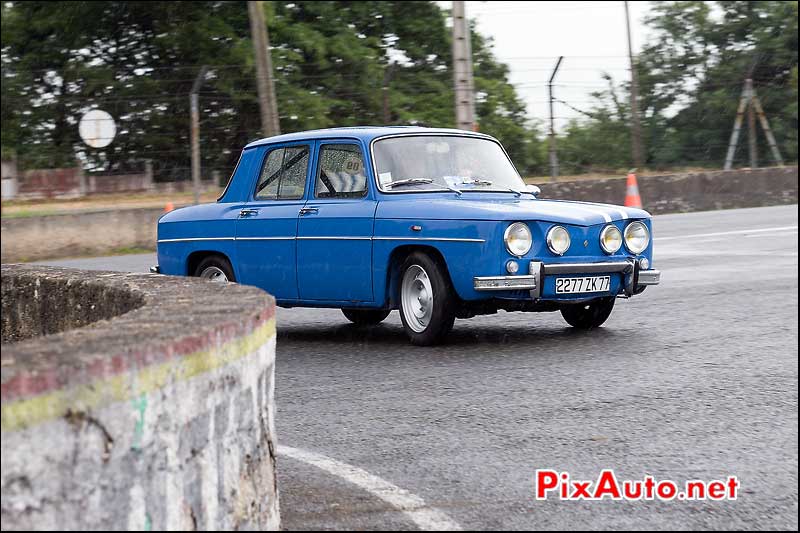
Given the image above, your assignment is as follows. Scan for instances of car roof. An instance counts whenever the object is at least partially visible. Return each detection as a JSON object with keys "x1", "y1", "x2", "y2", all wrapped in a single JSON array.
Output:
[{"x1": 243, "y1": 126, "x2": 495, "y2": 149}]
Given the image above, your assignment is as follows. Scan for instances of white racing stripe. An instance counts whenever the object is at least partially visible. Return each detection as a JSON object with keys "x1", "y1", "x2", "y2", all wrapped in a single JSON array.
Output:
[
  {"x1": 534, "y1": 200, "x2": 613, "y2": 223},
  {"x1": 568, "y1": 200, "x2": 631, "y2": 222},
  {"x1": 278, "y1": 445, "x2": 462, "y2": 531},
  {"x1": 656, "y1": 225, "x2": 798, "y2": 241}
]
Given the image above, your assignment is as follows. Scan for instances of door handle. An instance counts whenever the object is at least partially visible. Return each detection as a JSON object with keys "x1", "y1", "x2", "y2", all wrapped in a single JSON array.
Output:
[
  {"x1": 239, "y1": 208, "x2": 259, "y2": 217},
  {"x1": 299, "y1": 206, "x2": 319, "y2": 216}
]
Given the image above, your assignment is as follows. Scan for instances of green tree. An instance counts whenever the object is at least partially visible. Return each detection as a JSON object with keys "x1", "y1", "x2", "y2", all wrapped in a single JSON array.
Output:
[
  {"x1": 558, "y1": 0, "x2": 798, "y2": 172},
  {"x1": 1, "y1": 1, "x2": 544, "y2": 180}
]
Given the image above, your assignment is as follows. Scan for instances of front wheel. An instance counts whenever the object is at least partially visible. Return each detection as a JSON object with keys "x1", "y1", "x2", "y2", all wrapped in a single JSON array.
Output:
[
  {"x1": 560, "y1": 297, "x2": 615, "y2": 329},
  {"x1": 194, "y1": 255, "x2": 236, "y2": 283},
  {"x1": 398, "y1": 252, "x2": 456, "y2": 346},
  {"x1": 341, "y1": 308, "x2": 391, "y2": 325}
]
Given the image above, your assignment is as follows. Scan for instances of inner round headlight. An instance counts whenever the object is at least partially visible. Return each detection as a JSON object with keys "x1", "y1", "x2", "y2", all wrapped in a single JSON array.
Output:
[
  {"x1": 599, "y1": 225, "x2": 623, "y2": 254},
  {"x1": 504, "y1": 222, "x2": 532, "y2": 257},
  {"x1": 624, "y1": 221, "x2": 650, "y2": 254},
  {"x1": 546, "y1": 225, "x2": 571, "y2": 255}
]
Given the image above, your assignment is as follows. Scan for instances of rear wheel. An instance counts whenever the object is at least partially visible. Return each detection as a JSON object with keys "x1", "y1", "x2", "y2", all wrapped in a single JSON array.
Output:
[
  {"x1": 560, "y1": 297, "x2": 615, "y2": 329},
  {"x1": 341, "y1": 308, "x2": 391, "y2": 325},
  {"x1": 398, "y1": 252, "x2": 456, "y2": 346},
  {"x1": 194, "y1": 255, "x2": 236, "y2": 283}
]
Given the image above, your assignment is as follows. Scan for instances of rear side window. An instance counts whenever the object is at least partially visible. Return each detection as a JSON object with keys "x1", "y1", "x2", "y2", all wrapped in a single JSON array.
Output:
[
  {"x1": 315, "y1": 144, "x2": 367, "y2": 199},
  {"x1": 254, "y1": 145, "x2": 310, "y2": 200}
]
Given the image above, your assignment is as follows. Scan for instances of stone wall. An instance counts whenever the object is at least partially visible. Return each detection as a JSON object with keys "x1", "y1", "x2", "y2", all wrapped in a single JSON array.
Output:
[
  {"x1": 540, "y1": 166, "x2": 798, "y2": 214},
  {"x1": 0, "y1": 265, "x2": 280, "y2": 530}
]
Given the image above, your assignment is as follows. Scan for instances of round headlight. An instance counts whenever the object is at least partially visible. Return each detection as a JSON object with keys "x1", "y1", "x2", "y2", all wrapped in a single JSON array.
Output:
[
  {"x1": 624, "y1": 221, "x2": 650, "y2": 254},
  {"x1": 504, "y1": 222, "x2": 532, "y2": 257},
  {"x1": 546, "y1": 225, "x2": 571, "y2": 255},
  {"x1": 599, "y1": 224, "x2": 623, "y2": 254}
]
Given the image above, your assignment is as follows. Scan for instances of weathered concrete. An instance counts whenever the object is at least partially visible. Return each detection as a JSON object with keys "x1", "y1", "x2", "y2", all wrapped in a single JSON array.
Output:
[
  {"x1": 2, "y1": 271, "x2": 144, "y2": 343},
  {"x1": 1, "y1": 265, "x2": 279, "y2": 530},
  {"x1": 1, "y1": 207, "x2": 164, "y2": 262},
  {"x1": 540, "y1": 165, "x2": 798, "y2": 214}
]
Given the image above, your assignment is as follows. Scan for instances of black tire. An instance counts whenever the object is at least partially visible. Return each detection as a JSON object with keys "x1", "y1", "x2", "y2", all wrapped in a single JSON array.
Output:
[
  {"x1": 560, "y1": 297, "x2": 615, "y2": 329},
  {"x1": 398, "y1": 252, "x2": 457, "y2": 346},
  {"x1": 341, "y1": 308, "x2": 391, "y2": 325},
  {"x1": 194, "y1": 255, "x2": 236, "y2": 283}
]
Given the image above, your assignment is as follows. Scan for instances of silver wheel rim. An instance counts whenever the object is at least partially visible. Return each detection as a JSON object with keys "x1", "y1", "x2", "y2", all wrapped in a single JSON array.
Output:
[
  {"x1": 401, "y1": 264, "x2": 433, "y2": 333},
  {"x1": 200, "y1": 266, "x2": 228, "y2": 283}
]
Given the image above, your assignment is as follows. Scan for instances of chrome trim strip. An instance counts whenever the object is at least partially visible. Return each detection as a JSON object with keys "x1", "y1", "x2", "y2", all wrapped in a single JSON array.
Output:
[
  {"x1": 296, "y1": 236, "x2": 372, "y2": 241},
  {"x1": 474, "y1": 275, "x2": 538, "y2": 291},
  {"x1": 637, "y1": 269, "x2": 661, "y2": 285},
  {"x1": 373, "y1": 236, "x2": 485, "y2": 243},
  {"x1": 157, "y1": 237, "x2": 235, "y2": 243},
  {"x1": 235, "y1": 236, "x2": 295, "y2": 241},
  {"x1": 159, "y1": 235, "x2": 485, "y2": 243},
  {"x1": 543, "y1": 260, "x2": 635, "y2": 275}
]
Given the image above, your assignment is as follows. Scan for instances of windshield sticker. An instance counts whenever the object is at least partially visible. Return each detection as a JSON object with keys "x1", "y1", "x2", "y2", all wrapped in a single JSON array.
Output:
[{"x1": 379, "y1": 172, "x2": 393, "y2": 185}]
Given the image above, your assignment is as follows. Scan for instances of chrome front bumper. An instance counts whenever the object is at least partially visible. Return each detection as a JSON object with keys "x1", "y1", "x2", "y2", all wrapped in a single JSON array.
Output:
[{"x1": 474, "y1": 259, "x2": 661, "y2": 297}]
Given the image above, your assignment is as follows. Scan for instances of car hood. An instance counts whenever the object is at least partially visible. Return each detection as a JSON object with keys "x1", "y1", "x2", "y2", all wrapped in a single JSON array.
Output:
[{"x1": 376, "y1": 197, "x2": 650, "y2": 226}]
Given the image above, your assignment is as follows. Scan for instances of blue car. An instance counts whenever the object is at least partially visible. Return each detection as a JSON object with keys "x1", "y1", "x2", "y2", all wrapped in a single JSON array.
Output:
[{"x1": 155, "y1": 126, "x2": 660, "y2": 345}]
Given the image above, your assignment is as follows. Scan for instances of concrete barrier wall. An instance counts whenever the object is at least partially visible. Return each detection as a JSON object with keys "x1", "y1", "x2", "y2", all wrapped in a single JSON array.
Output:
[
  {"x1": 1, "y1": 166, "x2": 797, "y2": 262},
  {"x1": 540, "y1": 166, "x2": 798, "y2": 214},
  {"x1": 1, "y1": 265, "x2": 279, "y2": 530},
  {"x1": 1, "y1": 207, "x2": 164, "y2": 262}
]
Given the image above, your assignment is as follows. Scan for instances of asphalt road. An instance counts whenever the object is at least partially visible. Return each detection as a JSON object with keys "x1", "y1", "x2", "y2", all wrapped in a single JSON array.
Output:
[{"x1": 39, "y1": 205, "x2": 799, "y2": 530}]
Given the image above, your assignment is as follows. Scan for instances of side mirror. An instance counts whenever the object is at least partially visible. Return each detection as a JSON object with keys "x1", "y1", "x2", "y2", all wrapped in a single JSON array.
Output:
[{"x1": 526, "y1": 184, "x2": 541, "y2": 198}]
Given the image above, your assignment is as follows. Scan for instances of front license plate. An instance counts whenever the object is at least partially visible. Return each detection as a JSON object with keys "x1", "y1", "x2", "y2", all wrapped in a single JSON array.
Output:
[{"x1": 555, "y1": 276, "x2": 611, "y2": 294}]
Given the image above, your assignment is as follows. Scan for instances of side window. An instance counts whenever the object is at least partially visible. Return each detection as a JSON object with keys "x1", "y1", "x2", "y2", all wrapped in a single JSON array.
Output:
[
  {"x1": 254, "y1": 145, "x2": 310, "y2": 200},
  {"x1": 315, "y1": 144, "x2": 367, "y2": 199},
  {"x1": 279, "y1": 146, "x2": 309, "y2": 199}
]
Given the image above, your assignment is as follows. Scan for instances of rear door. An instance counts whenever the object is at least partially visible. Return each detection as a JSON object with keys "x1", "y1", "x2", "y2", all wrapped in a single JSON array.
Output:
[
  {"x1": 235, "y1": 142, "x2": 311, "y2": 299},
  {"x1": 296, "y1": 140, "x2": 376, "y2": 302}
]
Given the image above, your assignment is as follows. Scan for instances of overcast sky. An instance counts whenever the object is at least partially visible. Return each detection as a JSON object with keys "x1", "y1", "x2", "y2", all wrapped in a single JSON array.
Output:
[{"x1": 462, "y1": 1, "x2": 655, "y2": 130}]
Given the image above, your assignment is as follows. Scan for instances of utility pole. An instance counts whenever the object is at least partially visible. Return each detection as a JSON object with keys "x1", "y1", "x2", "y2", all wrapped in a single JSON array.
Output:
[
  {"x1": 751, "y1": 94, "x2": 784, "y2": 168},
  {"x1": 724, "y1": 80, "x2": 751, "y2": 171},
  {"x1": 190, "y1": 66, "x2": 208, "y2": 205},
  {"x1": 624, "y1": 1, "x2": 644, "y2": 170},
  {"x1": 548, "y1": 56, "x2": 563, "y2": 181},
  {"x1": 248, "y1": 1, "x2": 280, "y2": 137},
  {"x1": 724, "y1": 78, "x2": 784, "y2": 170},
  {"x1": 452, "y1": 1, "x2": 476, "y2": 131},
  {"x1": 382, "y1": 65, "x2": 394, "y2": 124},
  {"x1": 746, "y1": 78, "x2": 758, "y2": 168}
]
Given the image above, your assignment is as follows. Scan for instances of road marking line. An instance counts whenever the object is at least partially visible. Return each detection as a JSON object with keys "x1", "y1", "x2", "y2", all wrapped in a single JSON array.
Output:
[
  {"x1": 278, "y1": 445, "x2": 462, "y2": 531},
  {"x1": 656, "y1": 225, "x2": 798, "y2": 241}
]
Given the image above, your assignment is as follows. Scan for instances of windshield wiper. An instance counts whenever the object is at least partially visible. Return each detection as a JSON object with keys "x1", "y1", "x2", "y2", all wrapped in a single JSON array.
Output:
[
  {"x1": 386, "y1": 178, "x2": 462, "y2": 196},
  {"x1": 385, "y1": 178, "x2": 434, "y2": 188}
]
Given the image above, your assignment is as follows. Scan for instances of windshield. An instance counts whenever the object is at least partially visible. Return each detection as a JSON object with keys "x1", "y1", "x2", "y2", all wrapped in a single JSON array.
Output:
[{"x1": 373, "y1": 135, "x2": 526, "y2": 193}]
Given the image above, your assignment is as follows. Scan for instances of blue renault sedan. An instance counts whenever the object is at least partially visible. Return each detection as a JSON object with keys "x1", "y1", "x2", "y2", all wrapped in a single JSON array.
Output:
[{"x1": 155, "y1": 126, "x2": 660, "y2": 345}]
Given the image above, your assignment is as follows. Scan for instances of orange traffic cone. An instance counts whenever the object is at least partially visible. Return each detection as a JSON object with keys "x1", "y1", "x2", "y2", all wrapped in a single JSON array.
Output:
[
  {"x1": 624, "y1": 171, "x2": 643, "y2": 209},
  {"x1": 164, "y1": 202, "x2": 175, "y2": 213}
]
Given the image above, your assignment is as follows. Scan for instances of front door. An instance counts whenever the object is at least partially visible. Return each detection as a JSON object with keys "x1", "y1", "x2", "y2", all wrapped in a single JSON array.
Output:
[
  {"x1": 296, "y1": 141, "x2": 376, "y2": 302},
  {"x1": 235, "y1": 143, "x2": 311, "y2": 300}
]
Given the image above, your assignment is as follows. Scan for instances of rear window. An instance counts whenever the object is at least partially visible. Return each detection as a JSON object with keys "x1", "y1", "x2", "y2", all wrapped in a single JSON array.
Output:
[{"x1": 254, "y1": 145, "x2": 310, "y2": 200}]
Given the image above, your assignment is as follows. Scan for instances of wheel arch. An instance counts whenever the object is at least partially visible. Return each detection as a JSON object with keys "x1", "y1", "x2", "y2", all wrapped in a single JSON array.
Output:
[
  {"x1": 186, "y1": 250, "x2": 235, "y2": 277},
  {"x1": 383, "y1": 244, "x2": 454, "y2": 308}
]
